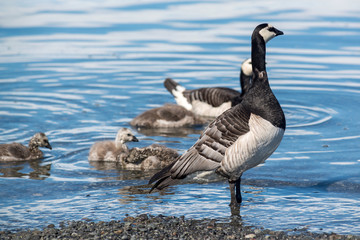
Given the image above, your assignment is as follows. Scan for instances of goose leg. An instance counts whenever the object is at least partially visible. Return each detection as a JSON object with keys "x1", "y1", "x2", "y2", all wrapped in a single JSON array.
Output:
[
  {"x1": 229, "y1": 175, "x2": 242, "y2": 207},
  {"x1": 235, "y1": 174, "x2": 242, "y2": 204},
  {"x1": 229, "y1": 180, "x2": 237, "y2": 206}
]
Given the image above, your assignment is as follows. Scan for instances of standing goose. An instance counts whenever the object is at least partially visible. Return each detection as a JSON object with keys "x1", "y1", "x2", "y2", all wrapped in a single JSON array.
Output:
[
  {"x1": 163, "y1": 58, "x2": 253, "y2": 117},
  {"x1": 0, "y1": 132, "x2": 52, "y2": 162},
  {"x1": 149, "y1": 23, "x2": 285, "y2": 207}
]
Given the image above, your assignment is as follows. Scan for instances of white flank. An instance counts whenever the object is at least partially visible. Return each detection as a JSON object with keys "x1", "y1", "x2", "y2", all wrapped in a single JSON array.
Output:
[
  {"x1": 259, "y1": 24, "x2": 277, "y2": 43},
  {"x1": 220, "y1": 113, "x2": 284, "y2": 179},
  {"x1": 172, "y1": 85, "x2": 192, "y2": 110},
  {"x1": 191, "y1": 100, "x2": 232, "y2": 117}
]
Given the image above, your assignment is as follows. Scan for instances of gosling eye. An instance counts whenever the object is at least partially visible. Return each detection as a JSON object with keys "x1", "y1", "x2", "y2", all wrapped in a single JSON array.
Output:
[{"x1": 127, "y1": 133, "x2": 131, "y2": 136}]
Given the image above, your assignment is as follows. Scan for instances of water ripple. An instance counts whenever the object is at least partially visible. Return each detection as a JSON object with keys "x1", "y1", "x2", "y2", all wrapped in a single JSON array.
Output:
[
  {"x1": 1, "y1": 0, "x2": 360, "y2": 235},
  {"x1": 284, "y1": 104, "x2": 336, "y2": 128}
]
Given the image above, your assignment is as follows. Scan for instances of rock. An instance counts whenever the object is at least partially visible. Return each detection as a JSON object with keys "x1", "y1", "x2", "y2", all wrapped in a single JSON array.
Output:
[{"x1": 0, "y1": 215, "x2": 359, "y2": 240}]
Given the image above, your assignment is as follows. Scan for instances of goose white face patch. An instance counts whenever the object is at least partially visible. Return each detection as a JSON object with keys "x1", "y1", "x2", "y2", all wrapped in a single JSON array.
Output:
[
  {"x1": 259, "y1": 24, "x2": 277, "y2": 43},
  {"x1": 221, "y1": 113, "x2": 284, "y2": 179}
]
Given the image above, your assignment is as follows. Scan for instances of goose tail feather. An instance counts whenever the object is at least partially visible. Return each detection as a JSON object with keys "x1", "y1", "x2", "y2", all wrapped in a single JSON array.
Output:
[
  {"x1": 164, "y1": 78, "x2": 180, "y2": 96},
  {"x1": 149, "y1": 160, "x2": 180, "y2": 192}
]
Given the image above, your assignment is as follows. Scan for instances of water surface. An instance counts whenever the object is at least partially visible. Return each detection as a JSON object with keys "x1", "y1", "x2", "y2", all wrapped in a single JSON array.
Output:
[{"x1": 1, "y1": 0, "x2": 360, "y2": 235}]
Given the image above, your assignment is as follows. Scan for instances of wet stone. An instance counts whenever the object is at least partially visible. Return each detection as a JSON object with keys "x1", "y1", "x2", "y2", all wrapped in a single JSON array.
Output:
[{"x1": 1, "y1": 215, "x2": 360, "y2": 240}]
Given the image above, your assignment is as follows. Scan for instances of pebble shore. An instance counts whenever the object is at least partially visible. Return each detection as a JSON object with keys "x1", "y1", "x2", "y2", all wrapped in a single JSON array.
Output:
[{"x1": 1, "y1": 214, "x2": 359, "y2": 240}]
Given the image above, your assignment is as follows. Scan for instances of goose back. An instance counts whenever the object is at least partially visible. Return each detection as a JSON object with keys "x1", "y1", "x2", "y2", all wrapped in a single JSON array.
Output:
[
  {"x1": 121, "y1": 144, "x2": 179, "y2": 170},
  {"x1": 163, "y1": 58, "x2": 253, "y2": 117},
  {"x1": 130, "y1": 104, "x2": 206, "y2": 128}
]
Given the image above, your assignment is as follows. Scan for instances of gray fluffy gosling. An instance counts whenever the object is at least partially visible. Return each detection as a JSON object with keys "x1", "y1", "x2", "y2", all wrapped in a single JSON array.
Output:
[
  {"x1": 88, "y1": 128, "x2": 139, "y2": 161},
  {"x1": 130, "y1": 104, "x2": 206, "y2": 128},
  {"x1": 0, "y1": 132, "x2": 52, "y2": 162},
  {"x1": 123, "y1": 144, "x2": 179, "y2": 170}
]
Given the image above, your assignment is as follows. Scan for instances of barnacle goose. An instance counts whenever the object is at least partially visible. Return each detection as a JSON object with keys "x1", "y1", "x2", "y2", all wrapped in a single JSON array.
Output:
[
  {"x1": 0, "y1": 132, "x2": 52, "y2": 161},
  {"x1": 88, "y1": 128, "x2": 138, "y2": 161},
  {"x1": 89, "y1": 128, "x2": 178, "y2": 170},
  {"x1": 149, "y1": 23, "x2": 285, "y2": 207},
  {"x1": 163, "y1": 58, "x2": 252, "y2": 117},
  {"x1": 123, "y1": 144, "x2": 179, "y2": 170}
]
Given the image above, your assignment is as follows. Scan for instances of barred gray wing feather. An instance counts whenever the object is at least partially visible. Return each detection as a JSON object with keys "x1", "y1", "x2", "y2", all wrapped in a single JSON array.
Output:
[
  {"x1": 149, "y1": 104, "x2": 251, "y2": 190},
  {"x1": 184, "y1": 87, "x2": 240, "y2": 107}
]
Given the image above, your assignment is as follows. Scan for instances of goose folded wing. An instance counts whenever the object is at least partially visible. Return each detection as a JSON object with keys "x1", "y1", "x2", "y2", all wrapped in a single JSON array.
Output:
[
  {"x1": 169, "y1": 104, "x2": 251, "y2": 178},
  {"x1": 184, "y1": 87, "x2": 240, "y2": 107}
]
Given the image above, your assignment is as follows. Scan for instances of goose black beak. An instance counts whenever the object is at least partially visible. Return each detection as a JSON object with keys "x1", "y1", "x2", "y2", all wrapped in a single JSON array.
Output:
[
  {"x1": 132, "y1": 136, "x2": 139, "y2": 142},
  {"x1": 46, "y1": 143, "x2": 52, "y2": 150},
  {"x1": 274, "y1": 28, "x2": 284, "y2": 36}
]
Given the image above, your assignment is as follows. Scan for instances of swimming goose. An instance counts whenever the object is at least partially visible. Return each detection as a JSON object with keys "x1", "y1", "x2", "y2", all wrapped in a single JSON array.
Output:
[
  {"x1": 149, "y1": 23, "x2": 285, "y2": 207},
  {"x1": 163, "y1": 58, "x2": 252, "y2": 117},
  {"x1": 130, "y1": 104, "x2": 206, "y2": 128},
  {"x1": 0, "y1": 132, "x2": 52, "y2": 162},
  {"x1": 121, "y1": 144, "x2": 179, "y2": 170},
  {"x1": 88, "y1": 128, "x2": 139, "y2": 161}
]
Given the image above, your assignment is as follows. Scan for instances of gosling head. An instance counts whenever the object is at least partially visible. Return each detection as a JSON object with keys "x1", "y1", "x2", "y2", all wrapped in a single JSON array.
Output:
[
  {"x1": 115, "y1": 128, "x2": 139, "y2": 144},
  {"x1": 30, "y1": 132, "x2": 52, "y2": 150}
]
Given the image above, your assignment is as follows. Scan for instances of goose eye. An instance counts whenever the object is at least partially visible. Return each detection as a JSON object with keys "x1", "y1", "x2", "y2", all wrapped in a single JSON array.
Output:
[
  {"x1": 268, "y1": 26, "x2": 275, "y2": 32},
  {"x1": 127, "y1": 133, "x2": 131, "y2": 136}
]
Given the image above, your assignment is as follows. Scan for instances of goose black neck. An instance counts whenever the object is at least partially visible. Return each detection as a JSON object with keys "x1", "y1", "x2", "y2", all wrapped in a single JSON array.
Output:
[{"x1": 251, "y1": 34, "x2": 266, "y2": 73}]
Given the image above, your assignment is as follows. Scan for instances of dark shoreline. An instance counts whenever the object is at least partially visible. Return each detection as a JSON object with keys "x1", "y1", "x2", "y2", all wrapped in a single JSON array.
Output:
[{"x1": 1, "y1": 214, "x2": 359, "y2": 240}]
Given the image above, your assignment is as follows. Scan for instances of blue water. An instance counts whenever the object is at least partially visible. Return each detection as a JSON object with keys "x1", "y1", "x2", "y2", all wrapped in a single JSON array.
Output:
[{"x1": 1, "y1": 0, "x2": 360, "y2": 235}]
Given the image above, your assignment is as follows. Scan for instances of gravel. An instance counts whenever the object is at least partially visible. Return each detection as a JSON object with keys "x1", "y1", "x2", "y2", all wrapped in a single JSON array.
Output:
[{"x1": 1, "y1": 214, "x2": 359, "y2": 240}]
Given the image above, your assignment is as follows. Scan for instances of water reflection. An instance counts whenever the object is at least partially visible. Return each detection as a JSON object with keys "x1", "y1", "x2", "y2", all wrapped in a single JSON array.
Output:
[
  {"x1": 118, "y1": 184, "x2": 155, "y2": 205},
  {"x1": 0, "y1": 160, "x2": 51, "y2": 180},
  {"x1": 89, "y1": 162, "x2": 157, "y2": 180}
]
